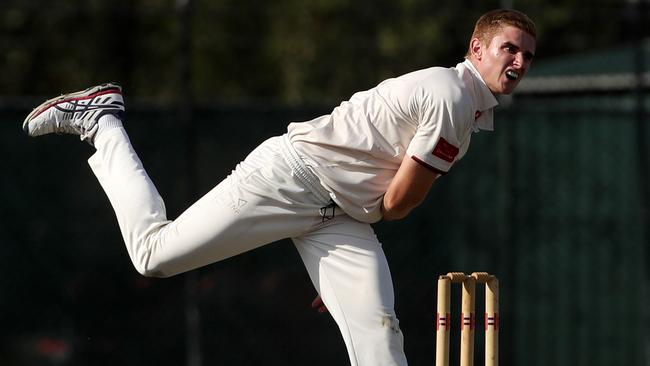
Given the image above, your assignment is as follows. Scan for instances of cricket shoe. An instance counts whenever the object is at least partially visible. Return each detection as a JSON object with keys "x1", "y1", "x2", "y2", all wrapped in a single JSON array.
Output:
[{"x1": 23, "y1": 83, "x2": 125, "y2": 144}]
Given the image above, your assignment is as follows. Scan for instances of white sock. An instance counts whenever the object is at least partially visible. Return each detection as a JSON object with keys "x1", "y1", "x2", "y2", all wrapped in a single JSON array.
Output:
[
  {"x1": 92, "y1": 114, "x2": 124, "y2": 147},
  {"x1": 96, "y1": 114, "x2": 124, "y2": 140}
]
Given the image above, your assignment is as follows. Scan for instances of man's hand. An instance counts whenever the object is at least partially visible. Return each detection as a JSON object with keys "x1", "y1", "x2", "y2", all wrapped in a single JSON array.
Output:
[{"x1": 311, "y1": 295, "x2": 328, "y2": 314}]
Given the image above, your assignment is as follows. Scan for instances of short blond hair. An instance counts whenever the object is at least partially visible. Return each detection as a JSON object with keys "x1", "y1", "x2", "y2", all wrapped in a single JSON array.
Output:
[{"x1": 465, "y1": 9, "x2": 536, "y2": 57}]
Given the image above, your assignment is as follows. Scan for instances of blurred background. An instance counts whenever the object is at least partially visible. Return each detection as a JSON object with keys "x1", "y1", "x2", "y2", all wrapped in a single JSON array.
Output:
[{"x1": 1, "y1": 0, "x2": 649, "y2": 365}]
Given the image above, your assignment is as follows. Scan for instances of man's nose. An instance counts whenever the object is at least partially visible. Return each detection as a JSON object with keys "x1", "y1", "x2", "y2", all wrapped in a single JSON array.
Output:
[{"x1": 513, "y1": 53, "x2": 525, "y2": 68}]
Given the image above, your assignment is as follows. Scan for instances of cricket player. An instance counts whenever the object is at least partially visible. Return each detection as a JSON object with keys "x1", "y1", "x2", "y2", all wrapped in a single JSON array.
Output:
[{"x1": 23, "y1": 9, "x2": 536, "y2": 366}]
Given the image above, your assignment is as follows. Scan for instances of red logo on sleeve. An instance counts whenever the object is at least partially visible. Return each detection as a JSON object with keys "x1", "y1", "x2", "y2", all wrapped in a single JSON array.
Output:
[{"x1": 432, "y1": 137, "x2": 459, "y2": 163}]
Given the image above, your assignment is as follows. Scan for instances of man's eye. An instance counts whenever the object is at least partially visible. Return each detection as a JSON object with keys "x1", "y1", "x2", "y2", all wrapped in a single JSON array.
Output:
[{"x1": 504, "y1": 46, "x2": 516, "y2": 54}]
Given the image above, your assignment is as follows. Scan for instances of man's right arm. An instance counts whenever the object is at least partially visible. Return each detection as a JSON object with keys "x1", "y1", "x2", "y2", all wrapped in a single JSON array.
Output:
[{"x1": 381, "y1": 154, "x2": 439, "y2": 221}]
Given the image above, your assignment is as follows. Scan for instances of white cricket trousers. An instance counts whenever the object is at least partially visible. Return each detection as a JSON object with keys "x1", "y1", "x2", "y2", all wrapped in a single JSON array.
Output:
[{"x1": 87, "y1": 127, "x2": 408, "y2": 366}]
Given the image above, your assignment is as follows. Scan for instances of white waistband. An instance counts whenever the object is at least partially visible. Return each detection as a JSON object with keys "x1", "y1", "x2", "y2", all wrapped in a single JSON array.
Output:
[{"x1": 281, "y1": 134, "x2": 331, "y2": 204}]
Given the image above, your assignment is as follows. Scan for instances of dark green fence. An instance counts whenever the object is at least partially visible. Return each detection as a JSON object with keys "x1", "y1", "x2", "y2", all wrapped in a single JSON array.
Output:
[{"x1": 1, "y1": 93, "x2": 648, "y2": 365}]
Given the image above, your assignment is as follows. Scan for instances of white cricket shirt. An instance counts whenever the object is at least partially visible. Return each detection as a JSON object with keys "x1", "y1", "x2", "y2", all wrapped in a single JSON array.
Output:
[{"x1": 287, "y1": 59, "x2": 499, "y2": 223}]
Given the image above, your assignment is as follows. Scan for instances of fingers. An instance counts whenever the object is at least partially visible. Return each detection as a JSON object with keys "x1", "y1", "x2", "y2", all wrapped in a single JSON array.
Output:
[
  {"x1": 311, "y1": 295, "x2": 329, "y2": 314},
  {"x1": 311, "y1": 296, "x2": 321, "y2": 308}
]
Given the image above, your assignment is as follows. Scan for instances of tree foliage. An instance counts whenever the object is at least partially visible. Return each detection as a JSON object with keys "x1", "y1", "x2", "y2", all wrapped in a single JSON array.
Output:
[{"x1": 0, "y1": 0, "x2": 641, "y2": 103}]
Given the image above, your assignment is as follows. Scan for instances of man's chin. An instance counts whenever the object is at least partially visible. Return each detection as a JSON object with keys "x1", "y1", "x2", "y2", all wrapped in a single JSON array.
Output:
[
  {"x1": 497, "y1": 82, "x2": 520, "y2": 95},
  {"x1": 489, "y1": 87, "x2": 512, "y2": 96}
]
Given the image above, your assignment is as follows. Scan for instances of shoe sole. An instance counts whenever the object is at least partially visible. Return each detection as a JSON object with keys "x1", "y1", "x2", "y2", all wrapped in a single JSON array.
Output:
[{"x1": 23, "y1": 82, "x2": 122, "y2": 134}]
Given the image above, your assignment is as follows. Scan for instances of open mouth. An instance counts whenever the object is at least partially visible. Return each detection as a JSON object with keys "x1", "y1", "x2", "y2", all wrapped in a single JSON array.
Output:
[{"x1": 505, "y1": 70, "x2": 519, "y2": 81}]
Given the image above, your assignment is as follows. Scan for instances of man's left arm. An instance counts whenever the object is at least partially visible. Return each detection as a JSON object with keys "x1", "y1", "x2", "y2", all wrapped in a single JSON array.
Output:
[{"x1": 381, "y1": 154, "x2": 439, "y2": 221}]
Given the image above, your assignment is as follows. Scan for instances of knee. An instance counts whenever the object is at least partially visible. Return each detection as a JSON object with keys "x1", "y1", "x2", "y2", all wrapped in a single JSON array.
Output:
[
  {"x1": 130, "y1": 253, "x2": 173, "y2": 278},
  {"x1": 125, "y1": 235, "x2": 176, "y2": 278},
  {"x1": 350, "y1": 312, "x2": 407, "y2": 365},
  {"x1": 135, "y1": 266, "x2": 170, "y2": 278},
  {"x1": 380, "y1": 313, "x2": 403, "y2": 337}
]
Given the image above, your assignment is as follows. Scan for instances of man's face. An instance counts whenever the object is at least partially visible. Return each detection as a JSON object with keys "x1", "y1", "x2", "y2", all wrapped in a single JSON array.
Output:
[{"x1": 471, "y1": 26, "x2": 536, "y2": 95}]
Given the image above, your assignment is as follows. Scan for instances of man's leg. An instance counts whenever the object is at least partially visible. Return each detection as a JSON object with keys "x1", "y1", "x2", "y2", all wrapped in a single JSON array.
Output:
[
  {"x1": 293, "y1": 216, "x2": 408, "y2": 366},
  {"x1": 89, "y1": 128, "x2": 327, "y2": 277},
  {"x1": 23, "y1": 84, "x2": 325, "y2": 277}
]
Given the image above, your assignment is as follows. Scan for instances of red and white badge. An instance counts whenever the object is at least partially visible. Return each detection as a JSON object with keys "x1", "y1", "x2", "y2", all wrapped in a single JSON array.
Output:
[{"x1": 432, "y1": 137, "x2": 459, "y2": 163}]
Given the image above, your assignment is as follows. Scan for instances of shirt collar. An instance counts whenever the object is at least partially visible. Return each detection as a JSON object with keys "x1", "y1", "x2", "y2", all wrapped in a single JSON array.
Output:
[{"x1": 459, "y1": 59, "x2": 499, "y2": 131}]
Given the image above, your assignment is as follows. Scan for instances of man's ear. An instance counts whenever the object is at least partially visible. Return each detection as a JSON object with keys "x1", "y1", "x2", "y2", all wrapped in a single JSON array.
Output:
[{"x1": 470, "y1": 38, "x2": 483, "y2": 60}]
